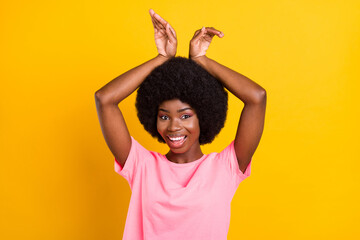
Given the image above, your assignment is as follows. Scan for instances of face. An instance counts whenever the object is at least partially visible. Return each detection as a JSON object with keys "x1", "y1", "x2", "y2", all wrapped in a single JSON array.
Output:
[{"x1": 157, "y1": 99, "x2": 200, "y2": 154}]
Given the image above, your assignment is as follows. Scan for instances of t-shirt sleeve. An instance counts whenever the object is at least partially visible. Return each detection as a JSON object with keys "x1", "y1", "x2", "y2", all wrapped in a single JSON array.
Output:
[
  {"x1": 114, "y1": 136, "x2": 150, "y2": 189},
  {"x1": 218, "y1": 140, "x2": 252, "y2": 186}
]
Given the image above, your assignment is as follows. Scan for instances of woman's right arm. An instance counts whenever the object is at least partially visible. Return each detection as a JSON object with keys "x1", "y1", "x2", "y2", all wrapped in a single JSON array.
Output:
[
  {"x1": 94, "y1": 9, "x2": 177, "y2": 168},
  {"x1": 95, "y1": 55, "x2": 170, "y2": 168}
]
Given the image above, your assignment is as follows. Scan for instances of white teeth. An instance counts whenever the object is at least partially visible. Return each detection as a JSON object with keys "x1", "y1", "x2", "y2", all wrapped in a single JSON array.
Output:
[{"x1": 169, "y1": 136, "x2": 185, "y2": 141}]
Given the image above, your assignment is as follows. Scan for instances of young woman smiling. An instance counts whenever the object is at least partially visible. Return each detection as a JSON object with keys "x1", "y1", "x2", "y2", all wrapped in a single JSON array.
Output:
[
  {"x1": 95, "y1": 8, "x2": 266, "y2": 240},
  {"x1": 157, "y1": 99, "x2": 202, "y2": 163}
]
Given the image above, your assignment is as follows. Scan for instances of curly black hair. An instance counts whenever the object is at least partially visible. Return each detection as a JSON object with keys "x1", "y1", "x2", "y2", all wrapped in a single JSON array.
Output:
[{"x1": 135, "y1": 56, "x2": 228, "y2": 145}]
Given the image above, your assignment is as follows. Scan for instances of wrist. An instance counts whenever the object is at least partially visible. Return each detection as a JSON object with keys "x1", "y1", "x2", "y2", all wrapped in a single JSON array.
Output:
[
  {"x1": 157, "y1": 53, "x2": 174, "y2": 60},
  {"x1": 156, "y1": 54, "x2": 172, "y2": 62},
  {"x1": 190, "y1": 55, "x2": 207, "y2": 65}
]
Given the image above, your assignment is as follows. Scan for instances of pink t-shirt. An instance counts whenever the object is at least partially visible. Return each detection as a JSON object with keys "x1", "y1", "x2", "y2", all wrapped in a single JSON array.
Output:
[{"x1": 114, "y1": 136, "x2": 252, "y2": 240}]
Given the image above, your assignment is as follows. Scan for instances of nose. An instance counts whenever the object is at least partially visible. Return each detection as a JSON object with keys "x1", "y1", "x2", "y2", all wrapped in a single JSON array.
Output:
[{"x1": 167, "y1": 118, "x2": 182, "y2": 132}]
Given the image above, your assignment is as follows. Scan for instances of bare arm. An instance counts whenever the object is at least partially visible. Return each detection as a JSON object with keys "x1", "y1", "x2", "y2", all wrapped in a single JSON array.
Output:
[
  {"x1": 95, "y1": 55, "x2": 170, "y2": 168},
  {"x1": 95, "y1": 55, "x2": 169, "y2": 104},
  {"x1": 95, "y1": 9, "x2": 177, "y2": 168},
  {"x1": 189, "y1": 27, "x2": 266, "y2": 174}
]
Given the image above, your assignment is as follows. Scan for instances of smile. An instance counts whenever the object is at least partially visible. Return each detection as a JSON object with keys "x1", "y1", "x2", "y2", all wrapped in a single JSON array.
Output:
[
  {"x1": 166, "y1": 135, "x2": 187, "y2": 147},
  {"x1": 168, "y1": 135, "x2": 186, "y2": 141}
]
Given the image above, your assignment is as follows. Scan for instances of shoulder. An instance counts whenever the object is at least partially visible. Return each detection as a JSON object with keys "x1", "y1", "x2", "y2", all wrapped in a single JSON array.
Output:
[
  {"x1": 127, "y1": 137, "x2": 152, "y2": 158},
  {"x1": 211, "y1": 140, "x2": 246, "y2": 175},
  {"x1": 214, "y1": 140, "x2": 235, "y2": 157},
  {"x1": 130, "y1": 136, "x2": 163, "y2": 159}
]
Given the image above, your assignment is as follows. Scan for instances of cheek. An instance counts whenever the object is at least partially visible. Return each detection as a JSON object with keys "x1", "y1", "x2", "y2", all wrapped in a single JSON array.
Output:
[
  {"x1": 186, "y1": 118, "x2": 200, "y2": 134},
  {"x1": 156, "y1": 120, "x2": 165, "y2": 134}
]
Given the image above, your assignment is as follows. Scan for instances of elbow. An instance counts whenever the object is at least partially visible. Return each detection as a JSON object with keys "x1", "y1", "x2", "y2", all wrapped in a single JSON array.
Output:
[
  {"x1": 94, "y1": 90, "x2": 103, "y2": 102},
  {"x1": 259, "y1": 88, "x2": 267, "y2": 98},
  {"x1": 254, "y1": 89, "x2": 267, "y2": 104},
  {"x1": 94, "y1": 90, "x2": 109, "y2": 104},
  {"x1": 94, "y1": 90, "x2": 120, "y2": 105}
]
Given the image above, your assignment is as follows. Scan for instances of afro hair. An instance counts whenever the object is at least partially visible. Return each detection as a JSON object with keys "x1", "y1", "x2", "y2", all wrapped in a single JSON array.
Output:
[{"x1": 135, "y1": 56, "x2": 228, "y2": 145}]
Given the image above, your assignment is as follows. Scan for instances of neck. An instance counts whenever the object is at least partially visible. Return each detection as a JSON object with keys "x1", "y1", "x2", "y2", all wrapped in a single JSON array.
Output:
[{"x1": 166, "y1": 144, "x2": 203, "y2": 164}]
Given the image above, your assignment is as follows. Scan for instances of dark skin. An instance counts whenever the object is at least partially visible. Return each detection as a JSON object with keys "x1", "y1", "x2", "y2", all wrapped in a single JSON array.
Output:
[
  {"x1": 189, "y1": 27, "x2": 267, "y2": 173},
  {"x1": 95, "y1": 9, "x2": 266, "y2": 174},
  {"x1": 157, "y1": 99, "x2": 203, "y2": 164}
]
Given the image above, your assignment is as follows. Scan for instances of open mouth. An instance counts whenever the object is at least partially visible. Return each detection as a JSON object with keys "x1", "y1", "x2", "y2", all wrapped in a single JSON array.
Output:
[
  {"x1": 167, "y1": 135, "x2": 186, "y2": 142},
  {"x1": 166, "y1": 135, "x2": 187, "y2": 147}
]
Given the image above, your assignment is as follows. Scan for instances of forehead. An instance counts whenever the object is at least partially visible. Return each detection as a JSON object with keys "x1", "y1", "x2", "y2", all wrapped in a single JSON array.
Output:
[{"x1": 158, "y1": 99, "x2": 192, "y2": 110}]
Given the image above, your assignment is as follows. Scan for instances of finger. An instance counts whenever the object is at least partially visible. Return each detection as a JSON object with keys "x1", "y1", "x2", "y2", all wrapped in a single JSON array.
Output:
[
  {"x1": 166, "y1": 23, "x2": 177, "y2": 43},
  {"x1": 206, "y1": 27, "x2": 224, "y2": 37},
  {"x1": 152, "y1": 14, "x2": 165, "y2": 32},
  {"x1": 192, "y1": 29, "x2": 202, "y2": 38},
  {"x1": 149, "y1": 9, "x2": 155, "y2": 25},
  {"x1": 192, "y1": 26, "x2": 207, "y2": 42},
  {"x1": 149, "y1": 8, "x2": 155, "y2": 16},
  {"x1": 149, "y1": 9, "x2": 166, "y2": 33},
  {"x1": 149, "y1": 10, "x2": 160, "y2": 30},
  {"x1": 150, "y1": 14, "x2": 158, "y2": 29},
  {"x1": 153, "y1": 12, "x2": 169, "y2": 28},
  {"x1": 168, "y1": 23, "x2": 177, "y2": 38},
  {"x1": 152, "y1": 10, "x2": 176, "y2": 38}
]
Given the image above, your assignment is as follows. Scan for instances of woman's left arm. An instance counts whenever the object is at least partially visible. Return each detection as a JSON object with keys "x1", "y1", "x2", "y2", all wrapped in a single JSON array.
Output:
[{"x1": 189, "y1": 27, "x2": 266, "y2": 174}]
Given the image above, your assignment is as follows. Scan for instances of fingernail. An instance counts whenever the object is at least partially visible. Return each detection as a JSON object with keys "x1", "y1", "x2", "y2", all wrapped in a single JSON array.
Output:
[{"x1": 201, "y1": 26, "x2": 205, "y2": 31}]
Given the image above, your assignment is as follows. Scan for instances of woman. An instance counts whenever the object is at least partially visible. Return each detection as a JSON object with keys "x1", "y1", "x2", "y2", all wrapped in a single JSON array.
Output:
[{"x1": 95, "y1": 8, "x2": 266, "y2": 240}]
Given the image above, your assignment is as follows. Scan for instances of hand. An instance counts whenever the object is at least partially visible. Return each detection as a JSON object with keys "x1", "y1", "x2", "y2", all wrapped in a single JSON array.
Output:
[
  {"x1": 189, "y1": 27, "x2": 224, "y2": 59},
  {"x1": 149, "y1": 9, "x2": 177, "y2": 58}
]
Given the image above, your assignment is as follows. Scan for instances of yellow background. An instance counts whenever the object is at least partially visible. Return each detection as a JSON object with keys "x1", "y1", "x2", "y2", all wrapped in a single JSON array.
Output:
[{"x1": 1, "y1": 0, "x2": 359, "y2": 239}]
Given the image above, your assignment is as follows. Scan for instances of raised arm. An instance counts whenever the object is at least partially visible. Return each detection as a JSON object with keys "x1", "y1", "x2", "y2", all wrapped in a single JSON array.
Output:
[
  {"x1": 95, "y1": 9, "x2": 177, "y2": 168},
  {"x1": 189, "y1": 27, "x2": 266, "y2": 174}
]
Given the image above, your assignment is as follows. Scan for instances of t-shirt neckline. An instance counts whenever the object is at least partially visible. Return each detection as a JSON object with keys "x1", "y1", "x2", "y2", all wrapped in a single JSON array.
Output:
[{"x1": 161, "y1": 153, "x2": 207, "y2": 167}]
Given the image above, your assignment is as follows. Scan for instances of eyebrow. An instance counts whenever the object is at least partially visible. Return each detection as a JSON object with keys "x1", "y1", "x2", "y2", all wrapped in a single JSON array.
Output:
[{"x1": 158, "y1": 107, "x2": 193, "y2": 113}]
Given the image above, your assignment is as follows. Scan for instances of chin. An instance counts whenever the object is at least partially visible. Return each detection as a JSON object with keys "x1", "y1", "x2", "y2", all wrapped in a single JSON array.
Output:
[{"x1": 168, "y1": 147, "x2": 188, "y2": 154}]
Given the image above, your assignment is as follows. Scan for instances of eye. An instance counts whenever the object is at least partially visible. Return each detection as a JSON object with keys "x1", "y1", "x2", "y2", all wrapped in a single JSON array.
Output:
[
  {"x1": 181, "y1": 114, "x2": 191, "y2": 119},
  {"x1": 159, "y1": 115, "x2": 169, "y2": 120}
]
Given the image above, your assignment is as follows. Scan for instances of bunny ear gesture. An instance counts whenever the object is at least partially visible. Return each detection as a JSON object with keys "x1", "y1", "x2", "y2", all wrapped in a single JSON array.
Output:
[
  {"x1": 189, "y1": 27, "x2": 224, "y2": 59},
  {"x1": 149, "y1": 9, "x2": 177, "y2": 58}
]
